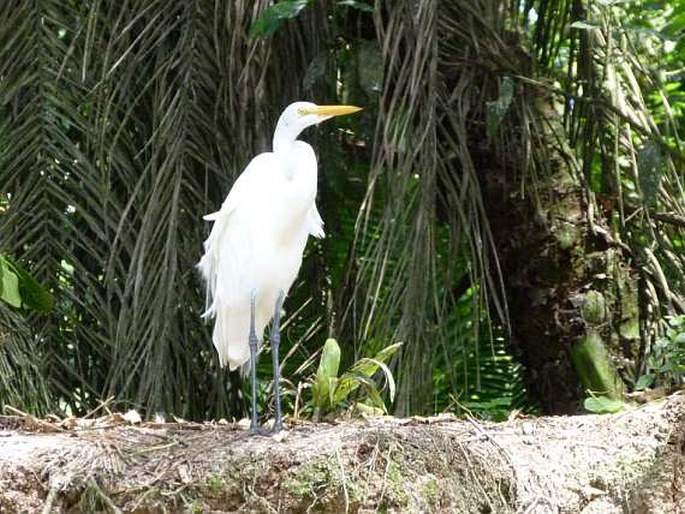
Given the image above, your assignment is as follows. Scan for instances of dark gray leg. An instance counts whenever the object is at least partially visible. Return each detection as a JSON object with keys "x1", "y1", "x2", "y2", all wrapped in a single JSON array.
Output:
[
  {"x1": 248, "y1": 294, "x2": 260, "y2": 433},
  {"x1": 270, "y1": 291, "x2": 285, "y2": 432}
]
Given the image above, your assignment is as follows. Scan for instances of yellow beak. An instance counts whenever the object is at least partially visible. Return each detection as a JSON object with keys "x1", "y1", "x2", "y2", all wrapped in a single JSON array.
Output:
[{"x1": 312, "y1": 105, "x2": 363, "y2": 117}]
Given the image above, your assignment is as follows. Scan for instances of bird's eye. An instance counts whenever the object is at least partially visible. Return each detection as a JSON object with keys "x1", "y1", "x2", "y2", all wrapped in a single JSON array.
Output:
[{"x1": 297, "y1": 108, "x2": 307, "y2": 116}]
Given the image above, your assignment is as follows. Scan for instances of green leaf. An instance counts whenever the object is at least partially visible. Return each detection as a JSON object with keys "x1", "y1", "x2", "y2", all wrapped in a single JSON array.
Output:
[
  {"x1": 367, "y1": 358, "x2": 397, "y2": 402},
  {"x1": 339, "y1": 344, "x2": 400, "y2": 380},
  {"x1": 334, "y1": 370, "x2": 375, "y2": 404},
  {"x1": 635, "y1": 373, "x2": 655, "y2": 391},
  {"x1": 345, "y1": 356, "x2": 386, "y2": 380},
  {"x1": 332, "y1": 342, "x2": 401, "y2": 404},
  {"x1": 317, "y1": 338, "x2": 341, "y2": 379},
  {"x1": 583, "y1": 396, "x2": 625, "y2": 414},
  {"x1": 671, "y1": 12, "x2": 685, "y2": 32},
  {"x1": 361, "y1": 386, "x2": 386, "y2": 412},
  {"x1": 334, "y1": 356, "x2": 398, "y2": 404},
  {"x1": 371, "y1": 342, "x2": 403, "y2": 365},
  {"x1": 312, "y1": 338, "x2": 342, "y2": 412},
  {"x1": 337, "y1": 0, "x2": 374, "y2": 13},
  {"x1": 0, "y1": 257, "x2": 22, "y2": 308},
  {"x1": 327, "y1": 376, "x2": 340, "y2": 407},
  {"x1": 668, "y1": 315, "x2": 685, "y2": 328},
  {"x1": 249, "y1": 0, "x2": 311, "y2": 38},
  {"x1": 3, "y1": 256, "x2": 53, "y2": 312}
]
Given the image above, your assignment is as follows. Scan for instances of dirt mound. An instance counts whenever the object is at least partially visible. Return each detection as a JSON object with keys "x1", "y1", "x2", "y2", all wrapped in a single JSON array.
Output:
[{"x1": 1, "y1": 393, "x2": 683, "y2": 512}]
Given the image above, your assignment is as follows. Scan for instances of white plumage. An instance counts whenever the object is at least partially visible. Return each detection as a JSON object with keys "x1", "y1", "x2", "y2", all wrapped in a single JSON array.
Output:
[{"x1": 198, "y1": 102, "x2": 359, "y2": 372}]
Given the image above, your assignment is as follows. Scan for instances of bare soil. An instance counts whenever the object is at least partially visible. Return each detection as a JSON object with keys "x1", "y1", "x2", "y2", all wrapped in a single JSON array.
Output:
[{"x1": 0, "y1": 393, "x2": 684, "y2": 513}]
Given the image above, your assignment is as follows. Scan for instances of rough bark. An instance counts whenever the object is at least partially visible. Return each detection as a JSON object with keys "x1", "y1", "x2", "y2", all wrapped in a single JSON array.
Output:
[
  {"x1": 0, "y1": 393, "x2": 683, "y2": 513},
  {"x1": 479, "y1": 96, "x2": 640, "y2": 414}
]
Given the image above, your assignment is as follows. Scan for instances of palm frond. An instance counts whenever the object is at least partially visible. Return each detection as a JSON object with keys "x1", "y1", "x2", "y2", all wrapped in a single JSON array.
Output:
[
  {"x1": 337, "y1": 0, "x2": 510, "y2": 415},
  {"x1": 0, "y1": 0, "x2": 346, "y2": 419},
  {"x1": 0, "y1": 303, "x2": 52, "y2": 414}
]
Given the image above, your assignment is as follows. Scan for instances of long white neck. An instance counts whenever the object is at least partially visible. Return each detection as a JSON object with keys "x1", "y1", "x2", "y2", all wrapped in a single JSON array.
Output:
[{"x1": 273, "y1": 119, "x2": 303, "y2": 154}]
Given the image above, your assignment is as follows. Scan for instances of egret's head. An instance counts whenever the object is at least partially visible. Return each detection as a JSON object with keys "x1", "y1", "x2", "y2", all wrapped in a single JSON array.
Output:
[{"x1": 274, "y1": 101, "x2": 362, "y2": 151}]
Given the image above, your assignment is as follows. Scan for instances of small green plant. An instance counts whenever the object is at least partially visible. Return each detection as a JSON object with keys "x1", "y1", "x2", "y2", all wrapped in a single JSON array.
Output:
[
  {"x1": 205, "y1": 474, "x2": 226, "y2": 494},
  {"x1": 310, "y1": 338, "x2": 402, "y2": 420},
  {"x1": 636, "y1": 315, "x2": 685, "y2": 391}
]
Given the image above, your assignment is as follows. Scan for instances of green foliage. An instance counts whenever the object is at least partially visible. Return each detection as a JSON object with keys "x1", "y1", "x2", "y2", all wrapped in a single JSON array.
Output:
[
  {"x1": 527, "y1": 0, "x2": 685, "y2": 406},
  {"x1": 309, "y1": 338, "x2": 401, "y2": 419},
  {"x1": 440, "y1": 334, "x2": 531, "y2": 422},
  {"x1": 0, "y1": 0, "x2": 682, "y2": 423},
  {"x1": 0, "y1": 256, "x2": 20, "y2": 308},
  {"x1": 250, "y1": 0, "x2": 311, "y2": 38},
  {"x1": 427, "y1": 280, "x2": 531, "y2": 421},
  {"x1": 250, "y1": 0, "x2": 374, "y2": 38},
  {"x1": 0, "y1": 255, "x2": 53, "y2": 312},
  {"x1": 636, "y1": 315, "x2": 685, "y2": 390},
  {"x1": 311, "y1": 338, "x2": 341, "y2": 412},
  {"x1": 0, "y1": 194, "x2": 53, "y2": 413}
]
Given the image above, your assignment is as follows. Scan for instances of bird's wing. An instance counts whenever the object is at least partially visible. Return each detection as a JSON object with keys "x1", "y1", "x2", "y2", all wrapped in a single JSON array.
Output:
[
  {"x1": 202, "y1": 154, "x2": 270, "y2": 221},
  {"x1": 308, "y1": 205, "x2": 325, "y2": 238},
  {"x1": 197, "y1": 153, "x2": 274, "y2": 316}
]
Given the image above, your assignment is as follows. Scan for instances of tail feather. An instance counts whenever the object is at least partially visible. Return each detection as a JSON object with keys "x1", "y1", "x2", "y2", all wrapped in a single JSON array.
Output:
[
  {"x1": 213, "y1": 306, "x2": 250, "y2": 370},
  {"x1": 213, "y1": 304, "x2": 271, "y2": 371}
]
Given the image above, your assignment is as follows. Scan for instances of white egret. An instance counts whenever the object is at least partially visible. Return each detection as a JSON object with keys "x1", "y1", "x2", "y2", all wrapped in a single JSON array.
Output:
[{"x1": 198, "y1": 101, "x2": 362, "y2": 433}]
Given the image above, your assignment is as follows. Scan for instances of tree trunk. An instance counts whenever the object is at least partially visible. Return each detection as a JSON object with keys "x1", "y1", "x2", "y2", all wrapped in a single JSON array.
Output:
[
  {"x1": 479, "y1": 95, "x2": 640, "y2": 414},
  {"x1": 0, "y1": 395, "x2": 683, "y2": 513}
]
